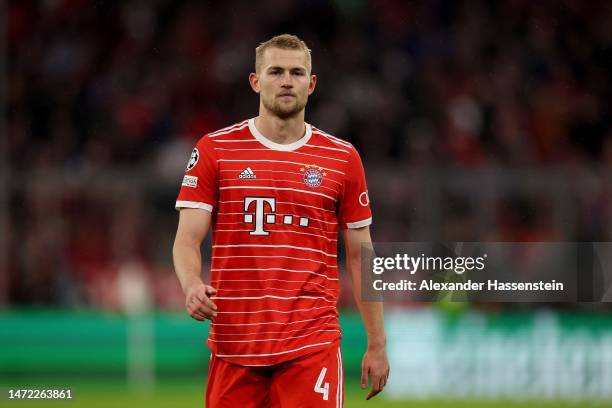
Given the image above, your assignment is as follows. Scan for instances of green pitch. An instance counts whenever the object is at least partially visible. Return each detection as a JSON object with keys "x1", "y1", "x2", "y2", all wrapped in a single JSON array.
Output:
[{"x1": 0, "y1": 379, "x2": 602, "y2": 408}]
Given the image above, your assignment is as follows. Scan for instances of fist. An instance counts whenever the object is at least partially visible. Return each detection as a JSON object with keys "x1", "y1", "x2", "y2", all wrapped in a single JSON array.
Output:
[{"x1": 185, "y1": 283, "x2": 218, "y2": 321}]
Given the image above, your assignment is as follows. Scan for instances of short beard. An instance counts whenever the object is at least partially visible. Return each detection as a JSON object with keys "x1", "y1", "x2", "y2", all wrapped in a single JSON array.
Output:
[{"x1": 262, "y1": 96, "x2": 307, "y2": 119}]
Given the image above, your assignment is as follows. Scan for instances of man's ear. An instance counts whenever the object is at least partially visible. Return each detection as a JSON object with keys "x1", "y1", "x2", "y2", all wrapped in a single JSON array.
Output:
[
  {"x1": 249, "y1": 72, "x2": 260, "y2": 93},
  {"x1": 308, "y1": 74, "x2": 317, "y2": 96}
]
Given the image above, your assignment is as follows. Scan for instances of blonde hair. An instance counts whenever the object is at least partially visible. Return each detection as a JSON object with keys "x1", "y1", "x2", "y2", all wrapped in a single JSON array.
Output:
[{"x1": 255, "y1": 34, "x2": 312, "y2": 73}]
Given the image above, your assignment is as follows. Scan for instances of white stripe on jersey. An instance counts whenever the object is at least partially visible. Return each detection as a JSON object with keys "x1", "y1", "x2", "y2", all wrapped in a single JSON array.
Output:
[
  {"x1": 312, "y1": 130, "x2": 353, "y2": 148},
  {"x1": 213, "y1": 148, "x2": 348, "y2": 163},
  {"x1": 220, "y1": 178, "x2": 339, "y2": 194},
  {"x1": 216, "y1": 306, "x2": 336, "y2": 315},
  {"x1": 207, "y1": 119, "x2": 248, "y2": 135},
  {"x1": 209, "y1": 329, "x2": 340, "y2": 343},
  {"x1": 219, "y1": 170, "x2": 343, "y2": 186},
  {"x1": 211, "y1": 255, "x2": 338, "y2": 266},
  {"x1": 219, "y1": 185, "x2": 337, "y2": 201},
  {"x1": 211, "y1": 323, "x2": 338, "y2": 336},
  {"x1": 208, "y1": 121, "x2": 249, "y2": 137},
  {"x1": 217, "y1": 159, "x2": 345, "y2": 175},
  {"x1": 216, "y1": 287, "x2": 338, "y2": 298},
  {"x1": 265, "y1": 229, "x2": 337, "y2": 240},
  {"x1": 211, "y1": 267, "x2": 338, "y2": 281},
  {"x1": 216, "y1": 212, "x2": 339, "y2": 227},
  {"x1": 213, "y1": 222, "x2": 337, "y2": 236},
  {"x1": 206, "y1": 122, "x2": 245, "y2": 137},
  {"x1": 213, "y1": 229, "x2": 337, "y2": 242},
  {"x1": 211, "y1": 278, "x2": 338, "y2": 292},
  {"x1": 219, "y1": 199, "x2": 338, "y2": 211},
  {"x1": 304, "y1": 143, "x2": 350, "y2": 154},
  {"x1": 314, "y1": 135, "x2": 353, "y2": 150},
  {"x1": 216, "y1": 287, "x2": 336, "y2": 293},
  {"x1": 212, "y1": 315, "x2": 335, "y2": 326},
  {"x1": 212, "y1": 295, "x2": 335, "y2": 302},
  {"x1": 213, "y1": 139, "x2": 259, "y2": 143},
  {"x1": 212, "y1": 244, "x2": 337, "y2": 257},
  {"x1": 215, "y1": 222, "x2": 338, "y2": 237},
  {"x1": 215, "y1": 341, "x2": 333, "y2": 358}
]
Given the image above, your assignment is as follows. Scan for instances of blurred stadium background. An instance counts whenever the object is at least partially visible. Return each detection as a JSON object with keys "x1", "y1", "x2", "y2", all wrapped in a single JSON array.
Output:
[{"x1": 2, "y1": 0, "x2": 612, "y2": 407}]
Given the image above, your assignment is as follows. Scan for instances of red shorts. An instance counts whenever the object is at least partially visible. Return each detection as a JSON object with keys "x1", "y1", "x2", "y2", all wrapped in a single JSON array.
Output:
[{"x1": 206, "y1": 341, "x2": 344, "y2": 407}]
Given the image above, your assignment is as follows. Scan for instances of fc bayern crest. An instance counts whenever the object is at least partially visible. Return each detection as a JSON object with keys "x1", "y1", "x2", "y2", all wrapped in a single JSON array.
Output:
[{"x1": 301, "y1": 165, "x2": 325, "y2": 188}]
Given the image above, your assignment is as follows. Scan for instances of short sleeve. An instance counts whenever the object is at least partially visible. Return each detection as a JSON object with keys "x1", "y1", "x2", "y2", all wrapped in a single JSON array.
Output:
[
  {"x1": 337, "y1": 147, "x2": 372, "y2": 229},
  {"x1": 175, "y1": 136, "x2": 218, "y2": 212}
]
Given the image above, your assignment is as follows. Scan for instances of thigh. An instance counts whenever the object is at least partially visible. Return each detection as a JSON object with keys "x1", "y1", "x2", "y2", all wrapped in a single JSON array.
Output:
[
  {"x1": 206, "y1": 353, "x2": 271, "y2": 408},
  {"x1": 270, "y1": 342, "x2": 344, "y2": 408}
]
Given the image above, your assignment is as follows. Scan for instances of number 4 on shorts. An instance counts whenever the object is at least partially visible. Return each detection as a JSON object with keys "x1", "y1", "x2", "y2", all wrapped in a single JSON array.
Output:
[{"x1": 314, "y1": 367, "x2": 330, "y2": 401}]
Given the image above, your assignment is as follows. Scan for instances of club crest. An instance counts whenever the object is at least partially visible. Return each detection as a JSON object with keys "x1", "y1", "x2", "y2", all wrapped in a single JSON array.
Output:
[{"x1": 301, "y1": 165, "x2": 326, "y2": 189}]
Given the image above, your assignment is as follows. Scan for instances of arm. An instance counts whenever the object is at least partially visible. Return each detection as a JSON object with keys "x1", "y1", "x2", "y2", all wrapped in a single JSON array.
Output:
[
  {"x1": 342, "y1": 226, "x2": 390, "y2": 400},
  {"x1": 172, "y1": 208, "x2": 217, "y2": 321}
]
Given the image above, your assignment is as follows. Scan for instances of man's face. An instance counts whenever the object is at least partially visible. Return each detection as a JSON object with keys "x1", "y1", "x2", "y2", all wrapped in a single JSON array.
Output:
[{"x1": 250, "y1": 48, "x2": 316, "y2": 119}]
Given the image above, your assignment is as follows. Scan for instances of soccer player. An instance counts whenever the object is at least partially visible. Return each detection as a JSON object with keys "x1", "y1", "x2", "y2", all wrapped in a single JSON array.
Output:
[{"x1": 173, "y1": 34, "x2": 389, "y2": 407}]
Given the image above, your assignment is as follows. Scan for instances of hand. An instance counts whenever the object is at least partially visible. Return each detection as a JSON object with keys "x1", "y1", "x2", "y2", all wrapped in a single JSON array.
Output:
[
  {"x1": 184, "y1": 282, "x2": 217, "y2": 321},
  {"x1": 361, "y1": 345, "x2": 390, "y2": 400}
]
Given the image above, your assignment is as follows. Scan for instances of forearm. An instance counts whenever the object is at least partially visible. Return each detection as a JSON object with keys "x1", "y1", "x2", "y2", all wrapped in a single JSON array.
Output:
[
  {"x1": 348, "y1": 254, "x2": 386, "y2": 349},
  {"x1": 173, "y1": 239, "x2": 204, "y2": 294}
]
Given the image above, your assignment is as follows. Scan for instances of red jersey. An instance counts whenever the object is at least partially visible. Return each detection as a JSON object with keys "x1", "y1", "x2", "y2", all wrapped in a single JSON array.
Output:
[{"x1": 176, "y1": 118, "x2": 372, "y2": 366}]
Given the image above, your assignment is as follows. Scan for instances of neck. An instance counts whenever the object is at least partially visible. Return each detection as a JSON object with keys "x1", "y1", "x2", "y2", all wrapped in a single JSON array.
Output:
[{"x1": 254, "y1": 109, "x2": 306, "y2": 145}]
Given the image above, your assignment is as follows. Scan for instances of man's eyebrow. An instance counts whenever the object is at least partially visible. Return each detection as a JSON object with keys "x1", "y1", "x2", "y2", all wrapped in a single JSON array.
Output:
[{"x1": 266, "y1": 66, "x2": 307, "y2": 71}]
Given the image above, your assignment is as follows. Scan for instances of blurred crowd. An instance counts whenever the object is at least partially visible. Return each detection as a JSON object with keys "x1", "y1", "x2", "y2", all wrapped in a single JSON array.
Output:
[{"x1": 4, "y1": 0, "x2": 612, "y2": 307}]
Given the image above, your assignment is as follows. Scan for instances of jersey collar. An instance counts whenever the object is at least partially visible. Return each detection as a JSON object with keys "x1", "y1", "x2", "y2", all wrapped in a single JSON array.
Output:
[{"x1": 248, "y1": 118, "x2": 312, "y2": 151}]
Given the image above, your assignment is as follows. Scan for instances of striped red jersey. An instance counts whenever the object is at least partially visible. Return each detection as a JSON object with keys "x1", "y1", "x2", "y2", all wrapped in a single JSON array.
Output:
[{"x1": 176, "y1": 118, "x2": 372, "y2": 366}]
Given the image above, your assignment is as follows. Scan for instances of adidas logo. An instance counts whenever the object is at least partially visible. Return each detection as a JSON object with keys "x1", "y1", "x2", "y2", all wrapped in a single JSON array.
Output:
[{"x1": 239, "y1": 167, "x2": 257, "y2": 179}]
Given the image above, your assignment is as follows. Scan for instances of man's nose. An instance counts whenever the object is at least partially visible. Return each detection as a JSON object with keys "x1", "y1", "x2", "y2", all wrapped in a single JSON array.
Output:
[{"x1": 280, "y1": 72, "x2": 293, "y2": 87}]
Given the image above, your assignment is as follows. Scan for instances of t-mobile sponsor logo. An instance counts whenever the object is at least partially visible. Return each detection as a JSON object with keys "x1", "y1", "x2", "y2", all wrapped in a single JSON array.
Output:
[{"x1": 243, "y1": 197, "x2": 309, "y2": 236}]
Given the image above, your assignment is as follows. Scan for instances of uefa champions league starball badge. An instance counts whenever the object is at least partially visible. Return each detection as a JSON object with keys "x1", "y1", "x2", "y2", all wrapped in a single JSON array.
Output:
[
  {"x1": 301, "y1": 165, "x2": 326, "y2": 188},
  {"x1": 186, "y1": 148, "x2": 199, "y2": 171}
]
